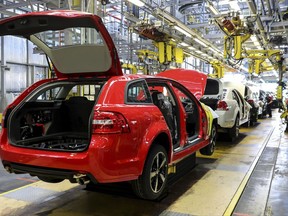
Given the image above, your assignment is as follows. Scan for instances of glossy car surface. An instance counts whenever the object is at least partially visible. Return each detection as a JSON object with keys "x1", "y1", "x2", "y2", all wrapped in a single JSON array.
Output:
[
  {"x1": 0, "y1": 10, "x2": 218, "y2": 200},
  {"x1": 201, "y1": 78, "x2": 251, "y2": 141}
]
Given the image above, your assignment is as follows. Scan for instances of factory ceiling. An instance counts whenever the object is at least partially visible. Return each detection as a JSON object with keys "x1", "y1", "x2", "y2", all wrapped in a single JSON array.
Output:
[{"x1": 0, "y1": 0, "x2": 287, "y2": 82}]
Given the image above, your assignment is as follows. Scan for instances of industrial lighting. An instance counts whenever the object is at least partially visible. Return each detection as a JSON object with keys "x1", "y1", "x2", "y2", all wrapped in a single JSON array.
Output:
[
  {"x1": 207, "y1": 0, "x2": 219, "y2": 15},
  {"x1": 194, "y1": 38, "x2": 208, "y2": 47},
  {"x1": 188, "y1": 46, "x2": 196, "y2": 50},
  {"x1": 174, "y1": 26, "x2": 192, "y2": 38},
  {"x1": 180, "y1": 42, "x2": 189, "y2": 46},
  {"x1": 218, "y1": 0, "x2": 241, "y2": 11},
  {"x1": 229, "y1": 1, "x2": 241, "y2": 11},
  {"x1": 127, "y1": 0, "x2": 144, "y2": 7}
]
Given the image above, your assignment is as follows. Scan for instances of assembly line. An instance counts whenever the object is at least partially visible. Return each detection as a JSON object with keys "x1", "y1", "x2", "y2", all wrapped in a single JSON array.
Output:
[{"x1": 0, "y1": 0, "x2": 288, "y2": 215}]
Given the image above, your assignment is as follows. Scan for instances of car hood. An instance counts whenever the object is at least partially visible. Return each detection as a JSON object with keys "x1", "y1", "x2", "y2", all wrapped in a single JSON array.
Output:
[
  {"x1": 0, "y1": 10, "x2": 122, "y2": 78},
  {"x1": 157, "y1": 69, "x2": 207, "y2": 99}
]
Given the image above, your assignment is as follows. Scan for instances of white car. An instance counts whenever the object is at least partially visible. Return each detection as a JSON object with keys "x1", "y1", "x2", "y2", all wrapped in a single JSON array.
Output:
[
  {"x1": 224, "y1": 81, "x2": 259, "y2": 125},
  {"x1": 201, "y1": 78, "x2": 251, "y2": 141}
]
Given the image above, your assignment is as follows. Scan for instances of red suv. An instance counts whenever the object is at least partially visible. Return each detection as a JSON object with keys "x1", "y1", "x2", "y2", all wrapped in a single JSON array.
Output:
[{"x1": 0, "y1": 10, "x2": 218, "y2": 200}]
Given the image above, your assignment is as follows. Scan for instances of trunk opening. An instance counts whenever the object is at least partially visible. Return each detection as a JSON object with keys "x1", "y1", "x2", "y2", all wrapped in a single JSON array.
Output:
[{"x1": 8, "y1": 81, "x2": 105, "y2": 151}]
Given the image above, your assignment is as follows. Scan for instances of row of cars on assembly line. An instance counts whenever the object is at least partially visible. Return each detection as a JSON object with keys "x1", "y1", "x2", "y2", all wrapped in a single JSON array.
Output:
[
  {"x1": 201, "y1": 78, "x2": 268, "y2": 141},
  {"x1": 0, "y1": 10, "x2": 263, "y2": 200}
]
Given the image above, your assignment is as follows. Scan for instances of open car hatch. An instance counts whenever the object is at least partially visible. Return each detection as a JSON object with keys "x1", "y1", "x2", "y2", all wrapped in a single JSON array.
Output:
[
  {"x1": 157, "y1": 69, "x2": 207, "y2": 99},
  {"x1": 0, "y1": 10, "x2": 122, "y2": 78}
]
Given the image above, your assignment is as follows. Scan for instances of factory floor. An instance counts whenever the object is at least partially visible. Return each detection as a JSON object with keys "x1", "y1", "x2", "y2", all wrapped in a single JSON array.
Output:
[{"x1": 0, "y1": 110, "x2": 287, "y2": 216}]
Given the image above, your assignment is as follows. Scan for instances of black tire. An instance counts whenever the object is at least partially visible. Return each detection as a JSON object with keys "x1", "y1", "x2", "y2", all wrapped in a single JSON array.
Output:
[
  {"x1": 200, "y1": 123, "x2": 217, "y2": 156},
  {"x1": 132, "y1": 145, "x2": 168, "y2": 200},
  {"x1": 229, "y1": 116, "x2": 239, "y2": 141},
  {"x1": 38, "y1": 176, "x2": 64, "y2": 183}
]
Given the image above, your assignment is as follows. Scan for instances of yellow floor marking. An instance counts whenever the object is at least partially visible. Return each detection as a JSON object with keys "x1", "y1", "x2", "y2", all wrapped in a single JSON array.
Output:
[
  {"x1": 223, "y1": 127, "x2": 275, "y2": 216},
  {"x1": 32, "y1": 180, "x2": 78, "y2": 192},
  {"x1": 0, "y1": 181, "x2": 39, "y2": 196},
  {"x1": 0, "y1": 196, "x2": 28, "y2": 215}
]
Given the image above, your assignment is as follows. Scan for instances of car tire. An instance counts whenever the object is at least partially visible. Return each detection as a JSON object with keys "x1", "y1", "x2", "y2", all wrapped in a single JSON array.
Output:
[
  {"x1": 200, "y1": 123, "x2": 217, "y2": 156},
  {"x1": 37, "y1": 176, "x2": 64, "y2": 183},
  {"x1": 131, "y1": 145, "x2": 168, "y2": 200},
  {"x1": 229, "y1": 116, "x2": 239, "y2": 141}
]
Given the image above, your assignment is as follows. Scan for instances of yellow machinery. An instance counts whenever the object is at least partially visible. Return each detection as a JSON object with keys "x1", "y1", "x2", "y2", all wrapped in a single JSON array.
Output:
[
  {"x1": 217, "y1": 15, "x2": 251, "y2": 60},
  {"x1": 209, "y1": 60, "x2": 224, "y2": 78},
  {"x1": 136, "y1": 49, "x2": 158, "y2": 63},
  {"x1": 246, "y1": 50, "x2": 282, "y2": 75},
  {"x1": 154, "y1": 40, "x2": 184, "y2": 64},
  {"x1": 121, "y1": 63, "x2": 137, "y2": 74}
]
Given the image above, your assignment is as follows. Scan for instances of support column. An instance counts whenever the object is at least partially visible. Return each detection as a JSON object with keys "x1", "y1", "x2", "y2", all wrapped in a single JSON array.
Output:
[{"x1": 0, "y1": 35, "x2": 7, "y2": 112}]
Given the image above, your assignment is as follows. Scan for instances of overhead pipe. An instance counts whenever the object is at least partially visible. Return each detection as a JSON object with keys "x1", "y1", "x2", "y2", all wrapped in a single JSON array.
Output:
[
  {"x1": 246, "y1": 0, "x2": 268, "y2": 47},
  {"x1": 153, "y1": 8, "x2": 221, "y2": 55},
  {"x1": 273, "y1": 1, "x2": 288, "y2": 44},
  {"x1": 264, "y1": 0, "x2": 272, "y2": 16}
]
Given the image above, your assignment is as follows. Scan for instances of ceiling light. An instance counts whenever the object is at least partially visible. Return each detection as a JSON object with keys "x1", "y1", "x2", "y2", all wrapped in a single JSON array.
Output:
[
  {"x1": 207, "y1": 1, "x2": 219, "y2": 15},
  {"x1": 194, "y1": 38, "x2": 208, "y2": 47},
  {"x1": 174, "y1": 26, "x2": 192, "y2": 38},
  {"x1": 229, "y1": 1, "x2": 240, "y2": 11},
  {"x1": 127, "y1": 0, "x2": 144, "y2": 7},
  {"x1": 180, "y1": 42, "x2": 189, "y2": 46}
]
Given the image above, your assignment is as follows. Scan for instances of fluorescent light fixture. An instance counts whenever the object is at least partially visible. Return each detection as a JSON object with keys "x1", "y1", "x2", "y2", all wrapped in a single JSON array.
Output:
[
  {"x1": 250, "y1": 35, "x2": 258, "y2": 42},
  {"x1": 207, "y1": 1, "x2": 219, "y2": 15},
  {"x1": 180, "y1": 42, "x2": 189, "y2": 46},
  {"x1": 218, "y1": 0, "x2": 241, "y2": 11},
  {"x1": 194, "y1": 38, "x2": 208, "y2": 47},
  {"x1": 229, "y1": 1, "x2": 241, "y2": 11},
  {"x1": 127, "y1": 0, "x2": 144, "y2": 7},
  {"x1": 188, "y1": 46, "x2": 196, "y2": 50},
  {"x1": 174, "y1": 26, "x2": 192, "y2": 38}
]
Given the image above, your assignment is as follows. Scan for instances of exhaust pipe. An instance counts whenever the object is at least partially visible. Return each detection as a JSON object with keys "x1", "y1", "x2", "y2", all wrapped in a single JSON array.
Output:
[
  {"x1": 4, "y1": 165, "x2": 13, "y2": 173},
  {"x1": 73, "y1": 174, "x2": 90, "y2": 185}
]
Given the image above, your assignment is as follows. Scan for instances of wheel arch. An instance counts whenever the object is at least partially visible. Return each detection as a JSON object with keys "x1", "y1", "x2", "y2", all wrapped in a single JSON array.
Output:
[{"x1": 137, "y1": 131, "x2": 172, "y2": 176}]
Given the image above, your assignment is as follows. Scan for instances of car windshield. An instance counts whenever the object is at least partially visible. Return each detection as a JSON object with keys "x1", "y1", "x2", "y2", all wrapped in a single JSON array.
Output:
[{"x1": 34, "y1": 27, "x2": 104, "y2": 48}]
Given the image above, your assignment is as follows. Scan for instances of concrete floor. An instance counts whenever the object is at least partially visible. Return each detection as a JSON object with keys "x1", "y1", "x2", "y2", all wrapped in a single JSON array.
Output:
[{"x1": 0, "y1": 110, "x2": 287, "y2": 216}]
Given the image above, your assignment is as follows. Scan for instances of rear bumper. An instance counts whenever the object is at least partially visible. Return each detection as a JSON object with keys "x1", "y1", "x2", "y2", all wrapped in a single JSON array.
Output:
[
  {"x1": 0, "y1": 131, "x2": 141, "y2": 183},
  {"x1": 2, "y1": 161, "x2": 98, "y2": 183},
  {"x1": 215, "y1": 110, "x2": 234, "y2": 129}
]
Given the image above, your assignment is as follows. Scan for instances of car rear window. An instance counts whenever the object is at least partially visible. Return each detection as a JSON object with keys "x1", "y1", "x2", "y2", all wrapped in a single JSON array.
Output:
[
  {"x1": 36, "y1": 83, "x2": 102, "y2": 101},
  {"x1": 204, "y1": 79, "x2": 219, "y2": 95}
]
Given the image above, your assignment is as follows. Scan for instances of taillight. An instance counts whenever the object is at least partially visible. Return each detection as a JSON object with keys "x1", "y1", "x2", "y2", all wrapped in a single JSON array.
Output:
[
  {"x1": 247, "y1": 99, "x2": 254, "y2": 104},
  {"x1": 217, "y1": 101, "x2": 229, "y2": 111},
  {"x1": 92, "y1": 111, "x2": 130, "y2": 134}
]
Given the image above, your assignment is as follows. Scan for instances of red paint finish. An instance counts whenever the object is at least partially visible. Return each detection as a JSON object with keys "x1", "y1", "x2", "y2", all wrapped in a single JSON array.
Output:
[{"x1": 0, "y1": 11, "x2": 216, "y2": 187}]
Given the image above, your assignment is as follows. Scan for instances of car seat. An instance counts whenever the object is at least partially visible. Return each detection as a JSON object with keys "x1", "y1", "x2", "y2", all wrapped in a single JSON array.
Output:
[{"x1": 151, "y1": 91, "x2": 175, "y2": 139}]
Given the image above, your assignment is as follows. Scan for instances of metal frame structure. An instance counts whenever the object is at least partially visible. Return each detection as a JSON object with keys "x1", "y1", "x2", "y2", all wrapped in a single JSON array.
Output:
[{"x1": 0, "y1": 0, "x2": 288, "y2": 111}]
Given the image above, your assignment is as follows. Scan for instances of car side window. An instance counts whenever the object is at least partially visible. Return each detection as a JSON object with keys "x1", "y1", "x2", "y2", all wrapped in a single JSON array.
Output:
[
  {"x1": 37, "y1": 87, "x2": 61, "y2": 100},
  {"x1": 126, "y1": 80, "x2": 152, "y2": 104}
]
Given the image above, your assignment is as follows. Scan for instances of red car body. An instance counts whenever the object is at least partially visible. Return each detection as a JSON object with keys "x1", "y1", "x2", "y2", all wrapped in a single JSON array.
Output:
[{"x1": 0, "y1": 10, "x2": 217, "y2": 200}]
